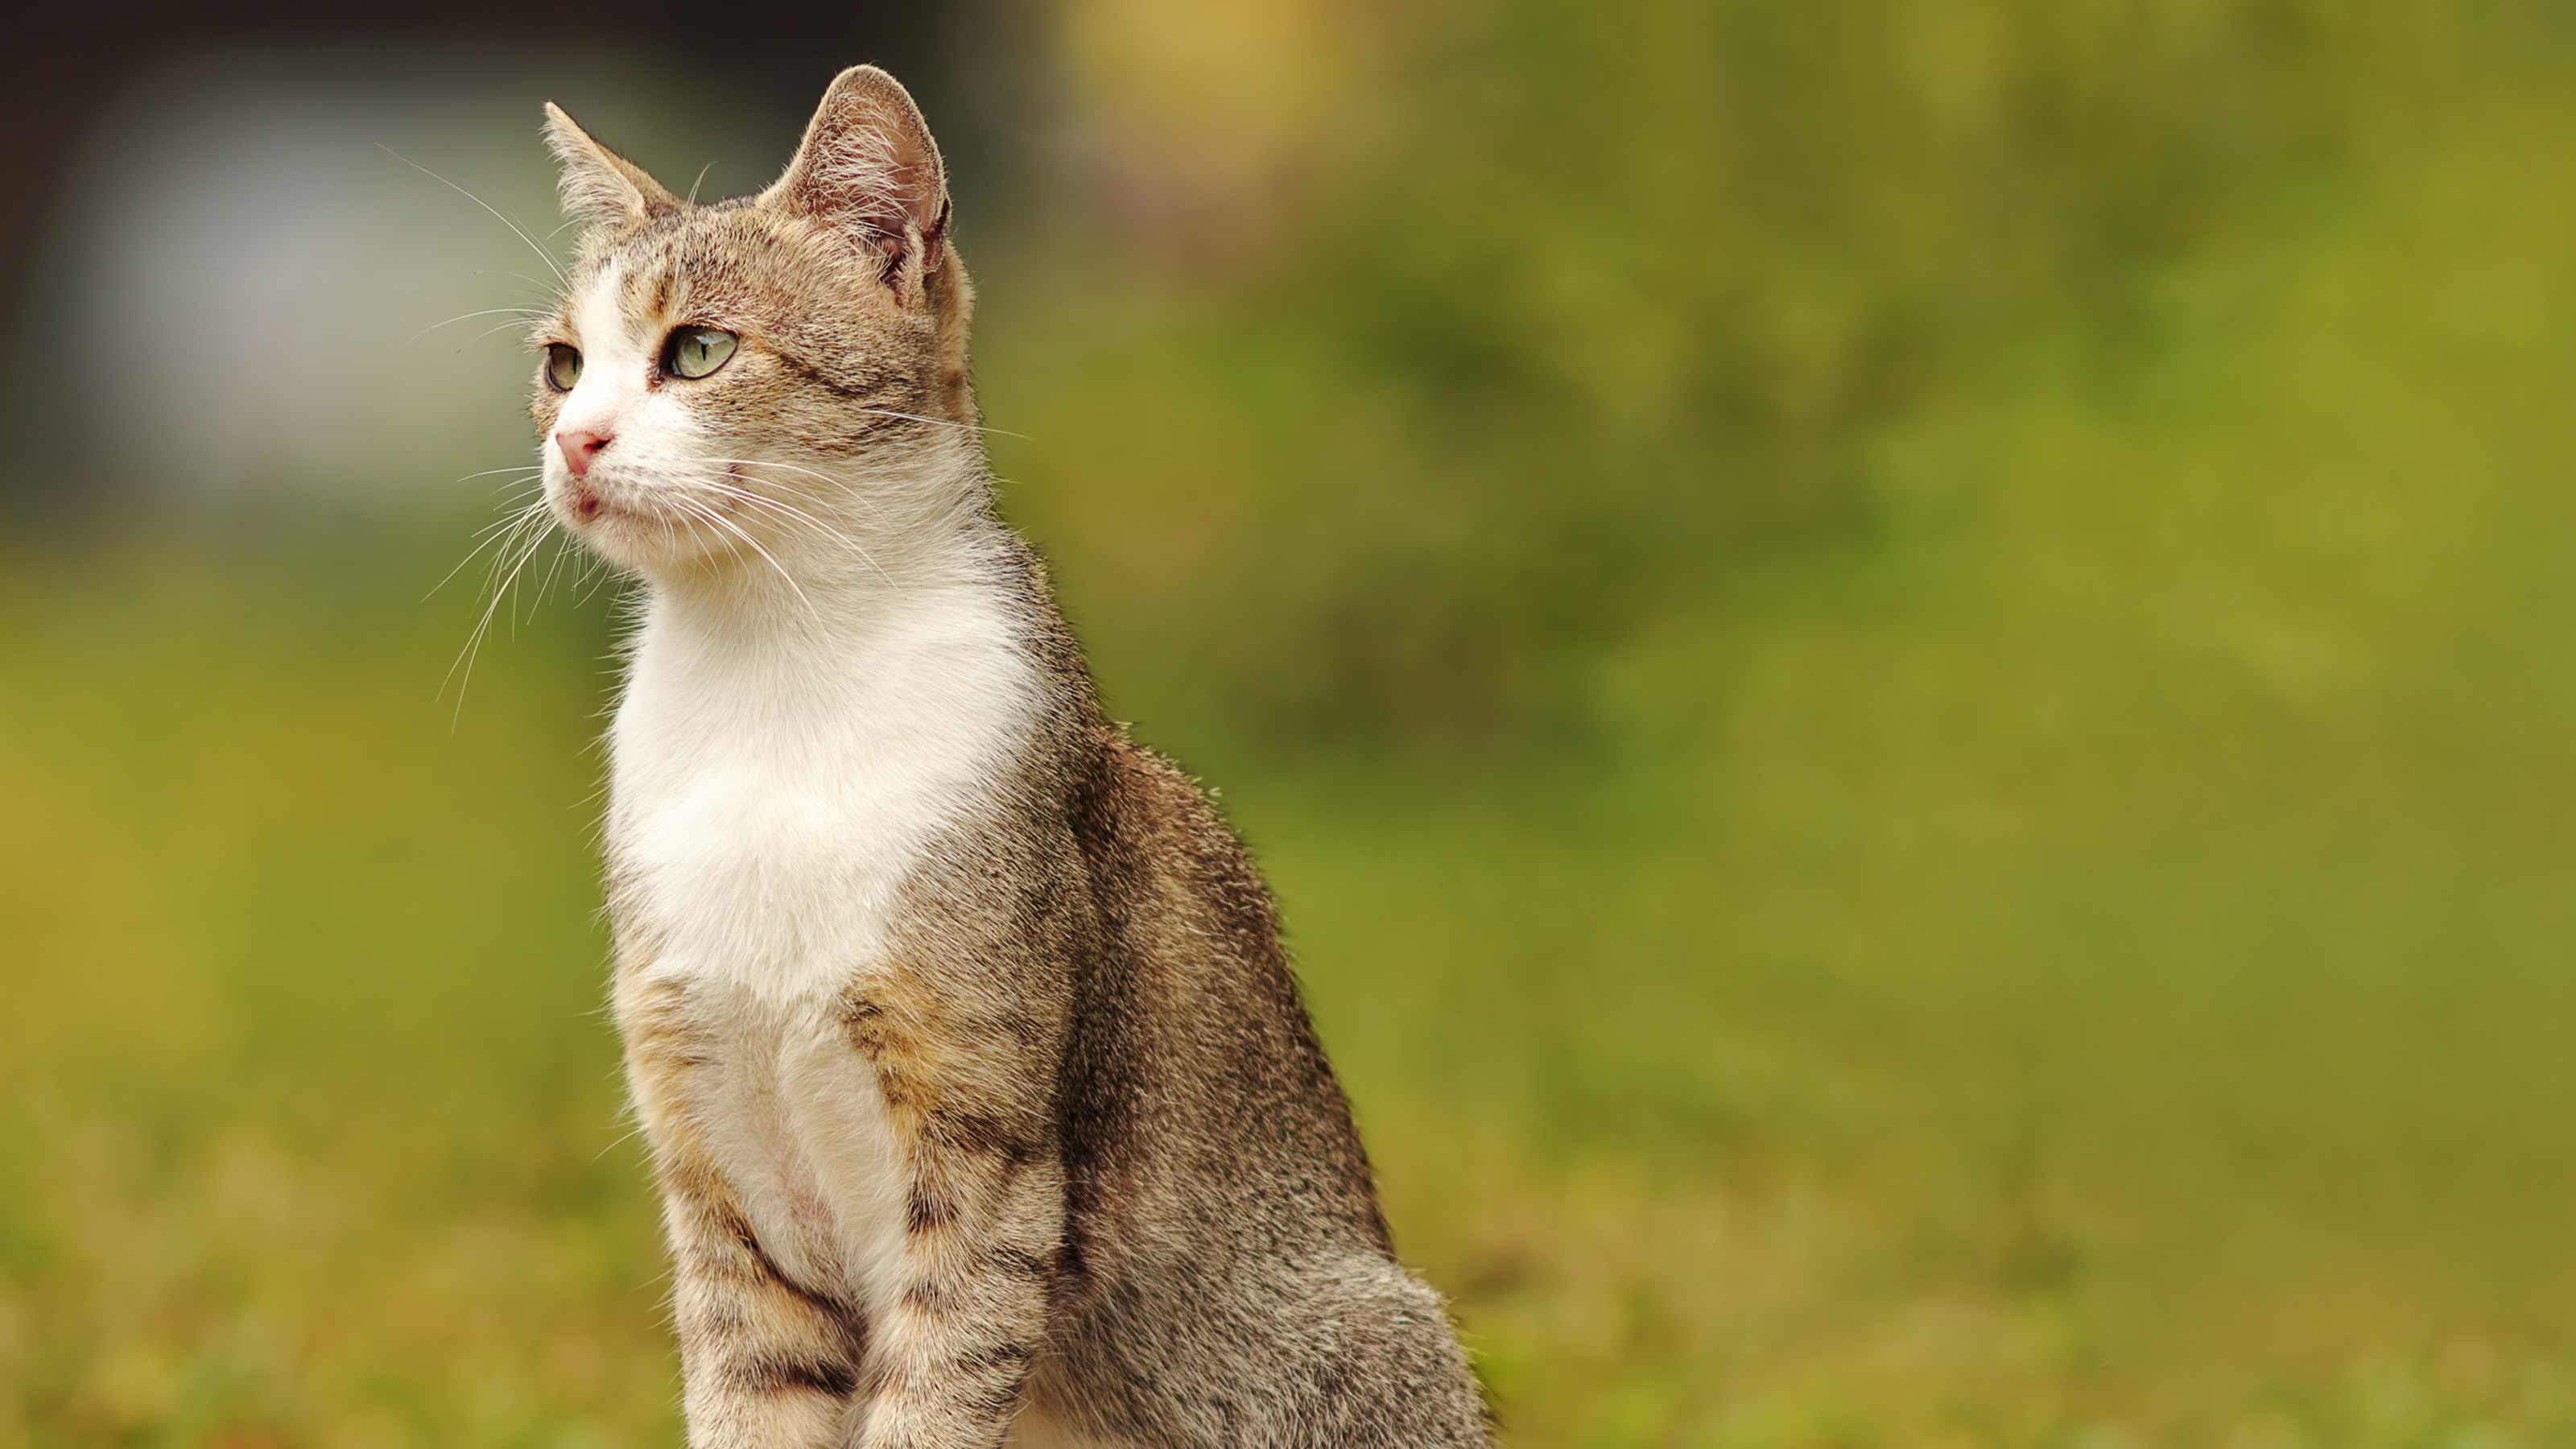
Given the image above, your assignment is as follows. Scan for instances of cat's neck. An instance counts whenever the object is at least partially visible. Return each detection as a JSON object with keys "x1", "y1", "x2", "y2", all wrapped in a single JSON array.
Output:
[
  {"x1": 603, "y1": 449, "x2": 1048, "y2": 1005},
  {"x1": 634, "y1": 443, "x2": 1018, "y2": 664},
  {"x1": 613, "y1": 445, "x2": 1041, "y2": 774},
  {"x1": 642, "y1": 515, "x2": 1015, "y2": 662}
]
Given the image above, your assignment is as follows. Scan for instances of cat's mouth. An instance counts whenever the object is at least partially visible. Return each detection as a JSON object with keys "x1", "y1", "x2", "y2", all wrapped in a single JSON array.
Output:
[
  {"x1": 557, "y1": 477, "x2": 663, "y2": 542},
  {"x1": 557, "y1": 474, "x2": 751, "y2": 564},
  {"x1": 563, "y1": 477, "x2": 671, "y2": 528}
]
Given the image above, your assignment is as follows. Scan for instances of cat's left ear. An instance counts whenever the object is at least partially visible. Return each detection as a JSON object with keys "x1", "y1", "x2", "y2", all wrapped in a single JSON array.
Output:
[
  {"x1": 543, "y1": 102, "x2": 681, "y2": 229},
  {"x1": 761, "y1": 66, "x2": 952, "y2": 301}
]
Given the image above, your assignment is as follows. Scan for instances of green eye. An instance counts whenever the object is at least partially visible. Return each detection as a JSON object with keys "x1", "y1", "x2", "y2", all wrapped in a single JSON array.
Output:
[
  {"x1": 543, "y1": 343, "x2": 582, "y2": 392},
  {"x1": 664, "y1": 327, "x2": 738, "y2": 381}
]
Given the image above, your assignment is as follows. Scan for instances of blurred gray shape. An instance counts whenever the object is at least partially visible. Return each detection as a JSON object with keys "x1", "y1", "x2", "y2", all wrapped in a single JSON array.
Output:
[{"x1": 15, "y1": 46, "x2": 786, "y2": 512}]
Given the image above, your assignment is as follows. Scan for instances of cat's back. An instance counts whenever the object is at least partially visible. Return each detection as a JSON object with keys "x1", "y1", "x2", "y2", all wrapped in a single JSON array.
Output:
[
  {"x1": 1055, "y1": 734, "x2": 1393, "y2": 1260},
  {"x1": 1014, "y1": 744, "x2": 1487, "y2": 1447}
]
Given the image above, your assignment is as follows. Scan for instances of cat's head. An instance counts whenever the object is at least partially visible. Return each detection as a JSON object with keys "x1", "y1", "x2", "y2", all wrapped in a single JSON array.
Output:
[{"x1": 530, "y1": 66, "x2": 976, "y2": 580}]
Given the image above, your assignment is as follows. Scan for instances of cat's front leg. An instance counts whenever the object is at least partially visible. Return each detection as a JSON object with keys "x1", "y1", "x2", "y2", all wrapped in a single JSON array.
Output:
[
  {"x1": 663, "y1": 1152, "x2": 874, "y2": 1447},
  {"x1": 846, "y1": 992, "x2": 1067, "y2": 1449},
  {"x1": 625, "y1": 977, "x2": 870, "y2": 1448}
]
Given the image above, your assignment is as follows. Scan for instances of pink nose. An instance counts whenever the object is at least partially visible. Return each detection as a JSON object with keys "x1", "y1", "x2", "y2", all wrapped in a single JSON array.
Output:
[{"x1": 557, "y1": 428, "x2": 611, "y2": 477}]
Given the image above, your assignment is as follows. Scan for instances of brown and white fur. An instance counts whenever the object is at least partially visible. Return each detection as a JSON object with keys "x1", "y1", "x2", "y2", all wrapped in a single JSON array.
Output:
[{"x1": 524, "y1": 67, "x2": 1491, "y2": 1449}]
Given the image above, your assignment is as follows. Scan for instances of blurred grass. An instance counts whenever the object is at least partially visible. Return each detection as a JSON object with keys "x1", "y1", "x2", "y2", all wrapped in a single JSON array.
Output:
[
  {"x1": 14, "y1": 0, "x2": 2576, "y2": 1445},
  {"x1": 0, "y1": 542, "x2": 663, "y2": 1447}
]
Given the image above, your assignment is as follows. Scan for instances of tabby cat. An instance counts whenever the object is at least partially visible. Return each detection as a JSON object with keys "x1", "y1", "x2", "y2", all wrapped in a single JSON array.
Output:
[{"x1": 526, "y1": 65, "x2": 1492, "y2": 1449}]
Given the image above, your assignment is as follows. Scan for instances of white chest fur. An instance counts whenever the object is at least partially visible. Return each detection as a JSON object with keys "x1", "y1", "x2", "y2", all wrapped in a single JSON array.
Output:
[{"x1": 609, "y1": 568, "x2": 1038, "y2": 1305}]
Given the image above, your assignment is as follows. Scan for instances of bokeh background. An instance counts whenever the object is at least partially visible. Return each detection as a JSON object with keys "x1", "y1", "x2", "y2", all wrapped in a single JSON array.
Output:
[{"x1": 7, "y1": 1, "x2": 2576, "y2": 1444}]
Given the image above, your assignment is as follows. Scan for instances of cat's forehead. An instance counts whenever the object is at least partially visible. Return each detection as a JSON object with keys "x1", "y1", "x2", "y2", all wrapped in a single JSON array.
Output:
[{"x1": 564, "y1": 204, "x2": 834, "y2": 336}]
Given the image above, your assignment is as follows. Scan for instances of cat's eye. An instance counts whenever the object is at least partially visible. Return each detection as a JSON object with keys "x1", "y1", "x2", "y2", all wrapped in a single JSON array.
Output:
[
  {"x1": 663, "y1": 327, "x2": 738, "y2": 381},
  {"x1": 543, "y1": 344, "x2": 583, "y2": 392}
]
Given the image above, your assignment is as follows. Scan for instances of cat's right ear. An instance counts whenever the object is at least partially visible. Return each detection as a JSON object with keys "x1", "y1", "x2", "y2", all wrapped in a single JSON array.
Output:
[
  {"x1": 543, "y1": 103, "x2": 681, "y2": 229},
  {"x1": 759, "y1": 67, "x2": 952, "y2": 299}
]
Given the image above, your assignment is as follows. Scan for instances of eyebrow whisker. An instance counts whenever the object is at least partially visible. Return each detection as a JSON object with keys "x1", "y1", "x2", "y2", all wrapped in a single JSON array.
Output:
[
  {"x1": 385, "y1": 146, "x2": 569, "y2": 287},
  {"x1": 417, "y1": 307, "x2": 551, "y2": 339}
]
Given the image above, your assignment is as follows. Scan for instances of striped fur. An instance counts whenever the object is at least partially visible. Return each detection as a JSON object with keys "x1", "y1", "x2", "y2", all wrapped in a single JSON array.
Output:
[{"x1": 529, "y1": 67, "x2": 1492, "y2": 1449}]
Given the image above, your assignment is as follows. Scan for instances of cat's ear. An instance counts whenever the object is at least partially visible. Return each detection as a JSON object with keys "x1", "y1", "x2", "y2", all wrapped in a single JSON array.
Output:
[
  {"x1": 543, "y1": 102, "x2": 681, "y2": 229},
  {"x1": 761, "y1": 66, "x2": 952, "y2": 295}
]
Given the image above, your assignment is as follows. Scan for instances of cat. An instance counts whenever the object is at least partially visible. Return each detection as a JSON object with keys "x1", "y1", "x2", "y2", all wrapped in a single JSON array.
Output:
[{"x1": 526, "y1": 66, "x2": 1493, "y2": 1449}]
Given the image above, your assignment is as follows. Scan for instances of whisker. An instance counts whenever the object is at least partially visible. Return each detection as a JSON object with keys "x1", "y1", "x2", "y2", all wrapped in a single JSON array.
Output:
[
  {"x1": 573, "y1": 551, "x2": 619, "y2": 607},
  {"x1": 417, "y1": 306, "x2": 550, "y2": 338},
  {"x1": 695, "y1": 456, "x2": 896, "y2": 525},
  {"x1": 469, "y1": 489, "x2": 547, "y2": 530},
  {"x1": 697, "y1": 456, "x2": 853, "y2": 489},
  {"x1": 675, "y1": 497, "x2": 816, "y2": 615},
  {"x1": 856, "y1": 407, "x2": 1026, "y2": 439},
  {"x1": 692, "y1": 460, "x2": 902, "y2": 584},
  {"x1": 458, "y1": 318, "x2": 547, "y2": 349},
  {"x1": 429, "y1": 498, "x2": 551, "y2": 599},
  {"x1": 475, "y1": 270, "x2": 568, "y2": 297},
  {"x1": 698, "y1": 480, "x2": 895, "y2": 588},
  {"x1": 693, "y1": 476, "x2": 856, "y2": 543},
  {"x1": 707, "y1": 489, "x2": 849, "y2": 544},
  {"x1": 497, "y1": 514, "x2": 560, "y2": 613},
  {"x1": 444, "y1": 516, "x2": 555, "y2": 722},
  {"x1": 671, "y1": 497, "x2": 762, "y2": 590},
  {"x1": 528, "y1": 530, "x2": 579, "y2": 628},
  {"x1": 473, "y1": 512, "x2": 530, "y2": 556},
  {"x1": 383, "y1": 146, "x2": 568, "y2": 287}
]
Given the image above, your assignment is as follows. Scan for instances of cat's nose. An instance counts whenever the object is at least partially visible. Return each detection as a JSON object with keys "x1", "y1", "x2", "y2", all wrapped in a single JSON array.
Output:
[{"x1": 557, "y1": 428, "x2": 611, "y2": 477}]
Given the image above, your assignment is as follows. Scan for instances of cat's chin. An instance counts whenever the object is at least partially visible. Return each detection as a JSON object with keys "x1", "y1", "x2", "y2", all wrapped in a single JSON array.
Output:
[{"x1": 548, "y1": 479, "x2": 730, "y2": 576}]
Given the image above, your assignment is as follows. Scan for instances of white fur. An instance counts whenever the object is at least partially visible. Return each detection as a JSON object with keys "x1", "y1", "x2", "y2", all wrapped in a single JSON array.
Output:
[
  {"x1": 552, "y1": 262, "x2": 654, "y2": 460},
  {"x1": 546, "y1": 265, "x2": 1041, "y2": 1314},
  {"x1": 612, "y1": 573, "x2": 1038, "y2": 1310}
]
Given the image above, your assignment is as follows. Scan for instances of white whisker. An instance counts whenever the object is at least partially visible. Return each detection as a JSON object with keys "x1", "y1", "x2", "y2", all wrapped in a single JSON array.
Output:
[
  {"x1": 674, "y1": 496, "x2": 817, "y2": 615},
  {"x1": 528, "y1": 530, "x2": 580, "y2": 627},
  {"x1": 696, "y1": 456, "x2": 898, "y2": 527},
  {"x1": 468, "y1": 499, "x2": 547, "y2": 542},
  {"x1": 574, "y1": 551, "x2": 619, "y2": 607},
  {"x1": 696, "y1": 479, "x2": 848, "y2": 539},
  {"x1": 475, "y1": 270, "x2": 566, "y2": 297},
  {"x1": 430, "y1": 497, "x2": 551, "y2": 599},
  {"x1": 692, "y1": 459, "x2": 900, "y2": 585},
  {"x1": 457, "y1": 318, "x2": 547, "y2": 349},
  {"x1": 443, "y1": 513, "x2": 556, "y2": 723},
  {"x1": 857, "y1": 407, "x2": 1026, "y2": 439},
  {"x1": 417, "y1": 307, "x2": 550, "y2": 339},
  {"x1": 384, "y1": 146, "x2": 568, "y2": 287},
  {"x1": 700, "y1": 453, "x2": 911, "y2": 528},
  {"x1": 707, "y1": 484, "x2": 894, "y2": 587}
]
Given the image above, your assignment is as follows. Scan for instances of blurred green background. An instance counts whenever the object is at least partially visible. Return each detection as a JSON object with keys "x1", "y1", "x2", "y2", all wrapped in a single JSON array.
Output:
[{"x1": 10, "y1": 1, "x2": 2576, "y2": 1444}]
